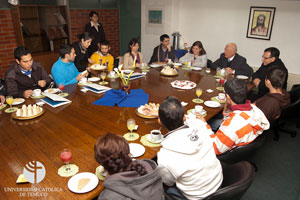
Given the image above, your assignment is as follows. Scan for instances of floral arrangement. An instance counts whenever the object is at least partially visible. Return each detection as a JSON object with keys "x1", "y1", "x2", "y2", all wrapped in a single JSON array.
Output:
[{"x1": 114, "y1": 56, "x2": 136, "y2": 93}]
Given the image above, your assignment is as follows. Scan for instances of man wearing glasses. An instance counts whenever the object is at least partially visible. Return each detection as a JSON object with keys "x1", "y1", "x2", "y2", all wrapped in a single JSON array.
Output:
[{"x1": 250, "y1": 47, "x2": 288, "y2": 101}]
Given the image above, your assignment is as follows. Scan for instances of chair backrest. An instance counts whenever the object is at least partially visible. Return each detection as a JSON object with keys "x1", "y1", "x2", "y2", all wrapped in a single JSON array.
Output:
[
  {"x1": 217, "y1": 133, "x2": 266, "y2": 164},
  {"x1": 204, "y1": 161, "x2": 255, "y2": 200},
  {"x1": 207, "y1": 59, "x2": 212, "y2": 68}
]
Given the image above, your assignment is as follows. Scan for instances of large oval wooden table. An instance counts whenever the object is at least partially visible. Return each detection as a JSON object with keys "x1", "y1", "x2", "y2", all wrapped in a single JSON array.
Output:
[{"x1": 0, "y1": 66, "x2": 252, "y2": 199}]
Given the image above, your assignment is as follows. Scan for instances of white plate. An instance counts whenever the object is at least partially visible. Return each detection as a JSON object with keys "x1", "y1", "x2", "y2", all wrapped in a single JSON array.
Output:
[
  {"x1": 12, "y1": 98, "x2": 25, "y2": 105},
  {"x1": 44, "y1": 88, "x2": 60, "y2": 94},
  {"x1": 236, "y1": 75, "x2": 249, "y2": 80},
  {"x1": 122, "y1": 69, "x2": 132, "y2": 74},
  {"x1": 173, "y1": 63, "x2": 182, "y2": 66},
  {"x1": 149, "y1": 64, "x2": 161, "y2": 68},
  {"x1": 91, "y1": 64, "x2": 106, "y2": 70},
  {"x1": 146, "y1": 134, "x2": 164, "y2": 144},
  {"x1": 206, "y1": 89, "x2": 214, "y2": 93},
  {"x1": 192, "y1": 67, "x2": 202, "y2": 71},
  {"x1": 88, "y1": 77, "x2": 100, "y2": 82},
  {"x1": 171, "y1": 80, "x2": 197, "y2": 90},
  {"x1": 204, "y1": 101, "x2": 221, "y2": 108},
  {"x1": 190, "y1": 109, "x2": 207, "y2": 116},
  {"x1": 129, "y1": 143, "x2": 145, "y2": 158},
  {"x1": 68, "y1": 172, "x2": 99, "y2": 194}
]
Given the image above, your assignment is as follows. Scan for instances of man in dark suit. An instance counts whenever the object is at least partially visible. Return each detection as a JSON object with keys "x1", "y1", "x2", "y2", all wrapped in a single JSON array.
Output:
[
  {"x1": 211, "y1": 43, "x2": 253, "y2": 77},
  {"x1": 249, "y1": 47, "x2": 288, "y2": 102}
]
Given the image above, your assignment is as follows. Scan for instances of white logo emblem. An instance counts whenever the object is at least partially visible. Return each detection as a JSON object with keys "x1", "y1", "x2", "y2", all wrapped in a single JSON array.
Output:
[{"x1": 23, "y1": 161, "x2": 46, "y2": 184}]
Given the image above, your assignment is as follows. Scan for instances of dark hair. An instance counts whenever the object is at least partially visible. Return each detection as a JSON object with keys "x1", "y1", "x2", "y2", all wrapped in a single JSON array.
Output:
[
  {"x1": 224, "y1": 78, "x2": 248, "y2": 104},
  {"x1": 94, "y1": 133, "x2": 147, "y2": 176},
  {"x1": 127, "y1": 38, "x2": 140, "y2": 53},
  {"x1": 266, "y1": 66, "x2": 286, "y2": 89},
  {"x1": 59, "y1": 44, "x2": 73, "y2": 58},
  {"x1": 160, "y1": 34, "x2": 169, "y2": 42},
  {"x1": 100, "y1": 40, "x2": 110, "y2": 47},
  {"x1": 189, "y1": 41, "x2": 206, "y2": 55},
  {"x1": 89, "y1": 11, "x2": 98, "y2": 18},
  {"x1": 159, "y1": 96, "x2": 184, "y2": 131},
  {"x1": 77, "y1": 32, "x2": 93, "y2": 41},
  {"x1": 14, "y1": 46, "x2": 31, "y2": 61},
  {"x1": 264, "y1": 47, "x2": 280, "y2": 58}
]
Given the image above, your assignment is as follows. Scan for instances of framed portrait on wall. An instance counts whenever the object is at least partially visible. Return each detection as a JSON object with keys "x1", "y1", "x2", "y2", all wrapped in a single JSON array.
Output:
[
  {"x1": 246, "y1": 7, "x2": 276, "y2": 40},
  {"x1": 148, "y1": 10, "x2": 162, "y2": 24}
]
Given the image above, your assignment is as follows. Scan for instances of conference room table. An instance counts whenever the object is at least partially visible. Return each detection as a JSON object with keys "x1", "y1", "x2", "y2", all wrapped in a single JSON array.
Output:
[{"x1": 0, "y1": 65, "x2": 252, "y2": 200}]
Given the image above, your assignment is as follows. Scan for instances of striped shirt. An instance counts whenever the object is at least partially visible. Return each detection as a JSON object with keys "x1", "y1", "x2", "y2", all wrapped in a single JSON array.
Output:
[{"x1": 210, "y1": 105, "x2": 270, "y2": 155}]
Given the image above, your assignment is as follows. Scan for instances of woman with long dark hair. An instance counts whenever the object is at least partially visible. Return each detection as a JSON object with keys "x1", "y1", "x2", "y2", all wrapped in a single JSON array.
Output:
[
  {"x1": 179, "y1": 41, "x2": 207, "y2": 67},
  {"x1": 123, "y1": 38, "x2": 143, "y2": 70},
  {"x1": 94, "y1": 133, "x2": 163, "y2": 200},
  {"x1": 72, "y1": 32, "x2": 93, "y2": 72}
]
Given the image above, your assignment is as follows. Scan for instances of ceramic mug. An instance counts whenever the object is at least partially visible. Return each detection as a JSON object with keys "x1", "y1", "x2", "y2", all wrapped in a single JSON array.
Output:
[
  {"x1": 150, "y1": 130, "x2": 162, "y2": 142},
  {"x1": 33, "y1": 89, "x2": 41, "y2": 97}
]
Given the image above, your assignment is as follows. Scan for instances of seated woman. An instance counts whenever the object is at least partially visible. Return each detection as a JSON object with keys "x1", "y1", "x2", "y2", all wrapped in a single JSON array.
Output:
[
  {"x1": 179, "y1": 41, "x2": 207, "y2": 68},
  {"x1": 94, "y1": 133, "x2": 164, "y2": 200},
  {"x1": 0, "y1": 81, "x2": 5, "y2": 105},
  {"x1": 72, "y1": 32, "x2": 93, "y2": 72},
  {"x1": 123, "y1": 38, "x2": 143, "y2": 70}
]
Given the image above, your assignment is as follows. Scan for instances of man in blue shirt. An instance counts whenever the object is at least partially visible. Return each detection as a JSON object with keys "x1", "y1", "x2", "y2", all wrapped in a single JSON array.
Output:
[{"x1": 52, "y1": 44, "x2": 88, "y2": 86}]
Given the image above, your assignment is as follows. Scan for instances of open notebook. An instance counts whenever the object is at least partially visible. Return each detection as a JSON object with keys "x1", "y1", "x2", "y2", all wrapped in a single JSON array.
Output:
[
  {"x1": 84, "y1": 83, "x2": 111, "y2": 94},
  {"x1": 41, "y1": 93, "x2": 71, "y2": 108},
  {"x1": 124, "y1": 72, "x2": 145, "y2": 81}
]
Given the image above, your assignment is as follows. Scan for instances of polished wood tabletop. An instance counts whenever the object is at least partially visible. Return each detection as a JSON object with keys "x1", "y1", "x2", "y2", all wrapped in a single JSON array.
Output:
[{"x1": 0, "y1": 66, "x2": 251, "y2": 200}]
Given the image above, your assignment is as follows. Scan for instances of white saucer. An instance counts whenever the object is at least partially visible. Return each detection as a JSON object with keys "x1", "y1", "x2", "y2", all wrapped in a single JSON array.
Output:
[
  {"x1": 190, "y1": 109, "x2": 207, "y2": 116},
  {"x1": 147, "y1": 134, "x2": 164, "y2": 144},
  {"x1": 173, "y1": 63, "x2": 182, "y2": 66},
  {"x1": 149, "y1": 64, "x2": 161, "y2": 68},
  {"x1": 192, "y1": 67, "x2": 202, "y2": 71},
  {"x1": 236, "y1": 75, "x2": 249, "y2": 80},
  {"x1": 129, "y1": 143, "x2": 145, "y2": 158},
  {"x1": 67, "y1": 172, "x2": 99, "y2": 194},
  {"x1": 204, "y1": 101, "x2": 221, "y2": 108}
]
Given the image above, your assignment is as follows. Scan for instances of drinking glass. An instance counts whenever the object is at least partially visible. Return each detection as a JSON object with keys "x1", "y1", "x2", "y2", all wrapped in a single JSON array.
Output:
[
  {"x1": 127, "y1": 118, "x2": 136, "y2": 138},
  {"x1": 100, "y1": 72, "x2": 107, "y2": 85},
  {"x1": 58, "y1": 84, "x2": 64, "y2": 93},
  {"x1": 216, "y1": 67, "x2": 221, "y2": 76},
  {"x1": 196, "y1": 88, "x2": 202, "y2": 100},
  {"x1": 6, "y1": 96, "x2": 14, "y2": 112},
  {"x1": 60, "y1": 148, "x2": 72, "y2": 172}
]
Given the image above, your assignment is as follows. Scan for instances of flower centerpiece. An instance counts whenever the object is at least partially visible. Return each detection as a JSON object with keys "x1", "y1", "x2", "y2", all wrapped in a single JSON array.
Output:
[{"x1": 114, "y1": 56, "x2": 136, "y2": 94}]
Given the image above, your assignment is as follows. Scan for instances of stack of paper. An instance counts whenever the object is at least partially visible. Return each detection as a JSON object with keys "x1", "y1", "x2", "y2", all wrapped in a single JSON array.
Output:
[
  {"x1": 41, "y1": 93, "x2": 71, "y2": 108},
  {"x1": 84, "y1": 83, "x2": 111, "y2": 94}
]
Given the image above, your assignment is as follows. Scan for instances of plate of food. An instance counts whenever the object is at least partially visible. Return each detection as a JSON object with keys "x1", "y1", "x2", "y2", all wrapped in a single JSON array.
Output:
[
  {"x1": 12, "y1": 104, "x2": 45, "y2": 120},
  {"x1": 44, "y1": 88, "x2": 60, "y2": 94},
  {"x1": 170, "y1": 80, "x2": 197, "y2": 90},
  {"x1": 91, "y1": 64, "x2": 106, "y2": 71},
  {"x1": 173, "y1": 63, "x2": 182, "y2": 66},
  {"x1": 12, "y1": 98, "x2": 25, "y2": 105},
  {"x1": 88, "y1": 77, "x2": 100, "y2": 82},
  {"x1": 236, "y1": 75, "x2": 249, "y2": 80},
  {"x1": 149, "y1": 64, "x2": 161, "y2": 68},
  {"x1": 68, "y1": 172, "x2": 99, "y2": 194},
  {"x1": 204, "y1": 100, "x2": 221, "y2": 108},
  {"x1": 160, "y1": 66, "x2": 178, "y2": 76},
  {"x1": 192, "y1": 67, "x2": 202, "y2": 71},
  {"x1": 136, "y1": 103, "x2": 159, "y2": 119},
  {"x1": 129, "y1": 143, "x2": 145, "y2": 158}
]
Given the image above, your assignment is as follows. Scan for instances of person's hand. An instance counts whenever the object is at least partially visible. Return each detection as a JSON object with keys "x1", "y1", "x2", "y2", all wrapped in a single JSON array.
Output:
[
  {"x1": 0, "y1": 95, "x2": 4, "y2": 104},
  {"x1": 253, "y1": 78, "x2": 261, "y2": 87},
  {"x1": 23, "y1": 90, "x2": 33, "y2": 98},
  {"x1": 167, "y1": 44, "x2": 171, "y2": 52},
  {"x1": 225, "y1": 67, "x2": 234, "y2": 74},
  {"x1": 88, "y1": 58, "x2": 94, "y2": 64},
  {"x1": 76, "y1": 73, "x2": 84, "y2": 81},
  {"x1": 196, "y1": 114, "x2": 206, "y2": 122},
  {"x1": 38, "y1": 80, "x2": 46, "y2": 88}
]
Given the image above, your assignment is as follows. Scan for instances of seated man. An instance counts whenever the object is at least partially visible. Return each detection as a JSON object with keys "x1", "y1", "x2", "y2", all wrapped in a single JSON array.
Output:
[
  {"x1": 211, "y1": 43, "x2": 253, "y2": 77},
  {"x1": 51, "y1": 44, "x2": 88, "y2": 86},
  {"x1": 250, "y1": 47, "x2": 288, "y2": 102},
  {"x1": 201, "y1": 78, "x2": 270, "y2": 155},
  {"x1": 89, "y1": 40, "x2": 114, "y2": 72},
  {"x1": 0, "y1": 81, "x2": 5, "y2": 104},
  {"x1": 5, "y1": 46, "x2": 51, "y2": 98},
  {"x1": 149, "y1": 34, "x2": 177, "y2": 63},
  {"x1": 157, "y1": 96, "x2": 223, "y2": 200},
  {"x1": 255, "y1": 66, "x2": 290, "y2": 122}
]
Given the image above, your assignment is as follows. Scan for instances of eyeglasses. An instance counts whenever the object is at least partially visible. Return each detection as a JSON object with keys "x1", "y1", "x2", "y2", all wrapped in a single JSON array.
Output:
[{"x1": 262, "y1": 56, "x2": 273, "y2": 60}]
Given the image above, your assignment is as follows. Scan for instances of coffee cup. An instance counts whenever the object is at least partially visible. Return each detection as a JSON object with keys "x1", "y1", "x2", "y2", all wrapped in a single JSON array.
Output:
[
  {"x1": 98, "y1": 165, "x2": 107, "y2": 177},
  {"x1": 195, "y1": 105, "x2": 203, "y2": 114},
  {"x1": 150, "y1": 130, "x2": 162, "y2": 142},
  {"x1": 206, "y1": 67, "x2": 211, "y2": 73},
  {"x1": 109, "y1": 71, "x2": 116, "y2": 76},
  {"x1": 33, "y1": 89, "x2": 41, "y2": 97},
  {"x1": 218, "y1": 93, "x2": 226, "y2": 100}
]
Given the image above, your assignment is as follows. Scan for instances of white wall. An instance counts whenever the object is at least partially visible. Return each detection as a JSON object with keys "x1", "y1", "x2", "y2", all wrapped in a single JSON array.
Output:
[{"x1": 141, "y1": 0, "x2": 300, "y2": 75}]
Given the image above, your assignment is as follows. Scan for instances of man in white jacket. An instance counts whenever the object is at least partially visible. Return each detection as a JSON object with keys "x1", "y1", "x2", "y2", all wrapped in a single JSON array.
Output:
[{"x1": 157, "y1": 96, "x2": 223, "y2": 200}]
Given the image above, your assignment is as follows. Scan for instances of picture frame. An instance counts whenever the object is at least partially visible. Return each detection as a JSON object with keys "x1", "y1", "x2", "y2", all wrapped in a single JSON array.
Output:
[
  {"x1": 246, "y1": 7, "x2": 276, "y2": 40},
  {"x1": 148, "y1": 10, "x2": 162, "y2": 24}
]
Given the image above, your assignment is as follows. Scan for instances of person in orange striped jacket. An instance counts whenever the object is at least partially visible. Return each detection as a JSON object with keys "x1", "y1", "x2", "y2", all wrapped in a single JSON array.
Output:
[{"x1": 199, "y1": 78, "x2": 270, "y2": 155}]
